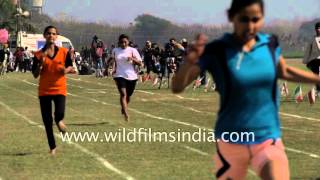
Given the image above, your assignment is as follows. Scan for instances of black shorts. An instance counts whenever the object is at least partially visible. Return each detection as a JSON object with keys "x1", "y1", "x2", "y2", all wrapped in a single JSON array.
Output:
[
  {"x1": 114, "y1": 77, "x2": 137, "y2": 96},
  {"x1": 307, "y1": 59, "x2": 320, "y2": 74}
]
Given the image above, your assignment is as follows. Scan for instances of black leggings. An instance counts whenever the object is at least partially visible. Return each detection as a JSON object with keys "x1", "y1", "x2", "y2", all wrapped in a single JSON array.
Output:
[{"x1": 39, "y1": 95, "x2": 66, "y2": 150}]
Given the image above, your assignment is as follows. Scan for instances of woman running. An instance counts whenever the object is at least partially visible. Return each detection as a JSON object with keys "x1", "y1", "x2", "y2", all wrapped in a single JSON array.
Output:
[
  {"x1": 111, "y1": 34, "x2": 142, "y2": 121},
  {"x1": 32, "y1": 25, "x2": 76, "y2": 155},
  {"x1": 172, "y1": 0, "x2": 320, "y2": 179}
]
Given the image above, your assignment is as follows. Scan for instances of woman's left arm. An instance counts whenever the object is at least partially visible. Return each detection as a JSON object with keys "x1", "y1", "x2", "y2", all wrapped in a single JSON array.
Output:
[
  {"x1": 63, "y1": 51, "x2": 76, "y2": 74},
  {"x1": 131, "y1": 49, "x2": 143, "y2": 66},
  {"x1": 278, "y1": 56, "x2": 320, "y2": 84}
]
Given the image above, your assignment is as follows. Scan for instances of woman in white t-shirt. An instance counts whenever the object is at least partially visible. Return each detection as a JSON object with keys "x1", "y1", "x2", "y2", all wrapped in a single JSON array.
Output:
[{"x1": 111, "y1": 34, "x2": 143, "y2": 121}]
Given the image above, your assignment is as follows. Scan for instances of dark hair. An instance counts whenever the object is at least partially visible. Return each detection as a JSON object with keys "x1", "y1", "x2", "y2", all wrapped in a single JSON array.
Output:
[
  {"x1": 315, "y1": 22, "x2": 320, "y2": 29},
  {"x1": 118, "y1": 34, "x2": 129, "y2": 42},
  {"x1": 169, "y1": 38, "x2": 176, "y2": 42},
  {"x1": 43, "y1": 25, "x2": 58, "y2": 35},
  {"x1": 228, "y1": 0, "x2": 264, "y2": 20}
]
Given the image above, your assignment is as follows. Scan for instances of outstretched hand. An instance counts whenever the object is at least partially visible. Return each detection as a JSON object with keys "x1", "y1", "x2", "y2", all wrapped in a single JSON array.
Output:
[
  {"x1": 65, "y1": 66, "x2": 76, "y2": 74},
  {"x1": 57, "y1": 66, "x2": 76, "y2": 75},
  {"x1": 186, "y1": 33, "x2": 208, "y2": 64}
]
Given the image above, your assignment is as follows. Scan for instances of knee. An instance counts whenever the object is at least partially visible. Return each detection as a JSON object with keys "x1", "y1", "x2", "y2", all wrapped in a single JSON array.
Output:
[
  {"x1": 120, "y1": 93, "x2": 127, "y2": 99},
  {"x1": 54, "y1": 112, "x2": 65, "y2": 122}
]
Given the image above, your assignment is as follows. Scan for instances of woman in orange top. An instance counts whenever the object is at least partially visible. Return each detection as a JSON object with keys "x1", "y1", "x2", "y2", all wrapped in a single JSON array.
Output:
[{"x1": 32, "y1": 26, "x2": 75, "y2": 155}]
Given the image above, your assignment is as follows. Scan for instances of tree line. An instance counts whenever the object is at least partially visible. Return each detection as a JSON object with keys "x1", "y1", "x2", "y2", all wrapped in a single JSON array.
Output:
[{"x1": 0, "y1": 1, "x2": 318, "y2": 57}]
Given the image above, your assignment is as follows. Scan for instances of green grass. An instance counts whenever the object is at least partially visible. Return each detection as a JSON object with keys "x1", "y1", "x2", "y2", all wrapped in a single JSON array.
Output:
[
  {"x1": 0, "y1": 59, "x2": 319, "y2": 180},
  {"x1": 283, "y1": 51, "x2": 304, "y2": 59}
]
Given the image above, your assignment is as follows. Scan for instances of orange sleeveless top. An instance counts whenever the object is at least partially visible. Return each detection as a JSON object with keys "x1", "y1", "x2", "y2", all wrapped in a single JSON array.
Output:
[{"x1": 34, "y1": 47, "x2": 69, "y2": 96}]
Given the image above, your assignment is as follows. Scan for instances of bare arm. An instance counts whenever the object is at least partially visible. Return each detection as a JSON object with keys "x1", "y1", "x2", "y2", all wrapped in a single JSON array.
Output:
[
  {"x1": 171, "y1": 60, "x2": 200, "y2": 93},
  {"x1": 31, "y1": 56, "x2": 43, "y2": 79},
  {"x1": 132, "y1": 57, "x2": 143, "y2": 66},
  {"x1": 130, "y1": 49, "x2": 143, "y2": 66},
  {"x1": 63, "y1": 66, "x2": 76, "y2": 74},
  {"x1": 278, "y1": 56, "x2": 320, "y2": 84},
  {"x1": 172, "y1": 34, "x2": 208, "y2": 93},
  {"x1": 174, "y1": 42, "x2": 185, "y2": 51},
  {"x1": 32, "y1": 63, "x2": 42, "y2": 78},
  {"x1": 63, "y1": 51, "x2": 76, "y2": 74}
]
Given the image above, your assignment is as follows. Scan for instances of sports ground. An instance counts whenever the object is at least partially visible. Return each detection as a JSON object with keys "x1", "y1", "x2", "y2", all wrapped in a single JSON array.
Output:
[{"x1": 0, "y1": 59, "x2": 319, "y2": 180}]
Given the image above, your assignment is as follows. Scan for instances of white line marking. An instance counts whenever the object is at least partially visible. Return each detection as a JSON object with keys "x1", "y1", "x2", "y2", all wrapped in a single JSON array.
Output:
[
  {"x1": 138, "y1": 98, "x2": 209, "y2": 114},
  {"x1": 3, "y1": 83, "x2": 213, "y2": 160},
  {"x1": 280, "y1": 127, "x2": 312, "y2": 133},
  {"x1": 69, "y1": 80, "x2": 320, "y2": 133},
  {"x1": 286, "y1": 147, "x2": 320, "y2": 159},
  {"x1": 67, "y1": 83, "x2": 84, "y2": 89},
  {"x1": 68, "y1": 77, "x2": 201, "y2": 101},
  {"x1": 128, "y1": 108, "x2": 212, "y2": 131},
  {"x1": 90, "y1": 98, "x2": 99, "y2": 103},
  {"x1": 136, "y1": 90, "x2": 155, "y2": 95},
  {"x1": 1, "y1": 84, "x2": 218, "y2": 160},
  {"x1": 11, "y1": 77, "x2": 320, "y2": 177},
  {"x1": 141, "y1": 98, "x2": 147, "y2": 102},
  {"x1": 134, "y1": 91, "x2": 320, "y2": 127},
  {"x1": 87, "y1": 88, "x2": 109, "y2": 91},
  {"x1": 280, "y1": 112, "x2": 320, "y2": 122},
  {"x1": 68, "y1": 77, "x2": 81, "y2": 81},
  {"x1": 2, "y1": 84, "x2": 214, "y2": 161},
  {"x1": 136, "y1": 96, "x2": 312, "y2": 133},
  {"x1": 67, "y1": 92, "x2": 76, "y2": 97},
  {"x1": 17, "y1": 79, "x2": 320, "y2": 160},
  {"x1": 183, "y1": 145, "x2": 210, "y2": 156},
  {"x1": 187, "y1": 107, "x2": 202, "y2": 113},
  {"x1": 0, "y1": 100, "x2": 135, "y2": 180},
  {"x1": 22, "y1": 79, "x2": 37, "y2": 86},
  {"x1": 15, "y1": 80, "x2": 320, "y2": 130},
  {"x1": 175, "y1": 95, "x2": 200, "y2": 101},
  {"x1": 66, "y1": 92, "x2": 211, "y2": 131},
  {"x1": 67, "y1": 92, "x2": 320, "y2": 160},
  {"x1": 86, "y1": 91, "x2": 106, "y2": 94},
  {"x1": 0, "y1": 83, "x2": 37, "y2": 99}
]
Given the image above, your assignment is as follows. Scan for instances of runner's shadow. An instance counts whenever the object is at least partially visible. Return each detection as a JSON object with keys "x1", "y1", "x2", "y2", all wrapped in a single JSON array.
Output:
[{"x1": 0, "y1": 152, "x2": 35, "y2": 156}]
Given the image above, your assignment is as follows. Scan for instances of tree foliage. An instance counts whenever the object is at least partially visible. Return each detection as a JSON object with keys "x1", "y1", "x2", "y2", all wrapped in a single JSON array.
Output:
[{"x1": 0, "y1": 0, "x2": 16, "y2": 31}]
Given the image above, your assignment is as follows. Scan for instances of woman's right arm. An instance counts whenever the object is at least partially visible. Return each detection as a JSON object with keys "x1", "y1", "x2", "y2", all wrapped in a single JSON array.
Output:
[
  {"x1": 171, "y1": 59, "x2": 200, "y2": 93},
  {"x1": 31, "y1": 56, "x2": 42, "y2": 79},
  {"x1": 172, "y1": 34, "x2": 208, "y2": 93},
  {"x1": 278, "y1": 56, "x2": 320, "y2": 84}
]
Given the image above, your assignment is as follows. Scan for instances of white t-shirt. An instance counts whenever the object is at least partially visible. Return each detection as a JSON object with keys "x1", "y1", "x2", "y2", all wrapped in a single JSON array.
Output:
[
  {"x1": 303, "y1": 36, "x2": 320, "y2": 64},
  {"x1": 112, "y1": 47, "x2": 142, "y2": 80}
]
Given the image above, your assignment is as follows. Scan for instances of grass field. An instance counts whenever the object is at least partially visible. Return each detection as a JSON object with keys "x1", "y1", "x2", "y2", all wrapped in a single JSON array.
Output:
[{"x1": 0, "y1": 59, "x2": 320, "y2": 180}]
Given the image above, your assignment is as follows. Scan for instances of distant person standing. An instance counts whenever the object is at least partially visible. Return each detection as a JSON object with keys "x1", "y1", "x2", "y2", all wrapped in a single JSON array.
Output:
[
  {"x1": 32, "y1": 26, "x2": 76, "y2": 155},
  {"x1": 142, "y1": 40, "x2": 154, "y2": 81},
  {"x1": 23, "y1": 47, "x2": 32, "y2": 72},
  {"x1": 303, "y1": 22, "x2": 320, "y2": 91},
  {"x1": 91, "y1": 36, "x2": 104, "y2": 78},
  {"x1": 0, "y1": 43, "x2": 10, "y2": 75},
  {"x1": 14, "y1": 47, "x2": 24, "y2": 72}
]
